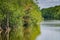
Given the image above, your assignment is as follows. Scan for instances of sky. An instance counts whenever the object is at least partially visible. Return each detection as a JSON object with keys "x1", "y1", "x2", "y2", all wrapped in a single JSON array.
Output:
[{"x1": 34, "y1": 0, "x2": 60, "y2": 9}]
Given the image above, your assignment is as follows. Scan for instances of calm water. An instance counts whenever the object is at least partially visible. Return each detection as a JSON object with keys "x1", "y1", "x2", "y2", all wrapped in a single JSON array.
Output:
[{"x1": 36, "y1": 20, "x2": 60, "y2": 40}]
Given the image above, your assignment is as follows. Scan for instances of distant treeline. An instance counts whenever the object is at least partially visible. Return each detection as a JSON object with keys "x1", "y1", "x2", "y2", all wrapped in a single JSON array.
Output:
[{"x1": 41, "y1": 5, "x2": 60, "y2": 20}]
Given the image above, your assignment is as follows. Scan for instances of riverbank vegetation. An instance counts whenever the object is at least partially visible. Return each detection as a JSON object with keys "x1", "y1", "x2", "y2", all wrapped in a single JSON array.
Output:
[
  {"x1": 41, "y1": 5, "x2": 60, "y2": 20},
  {"x1": 0, "y1": 0, "x2": 42, "y2": 40}
]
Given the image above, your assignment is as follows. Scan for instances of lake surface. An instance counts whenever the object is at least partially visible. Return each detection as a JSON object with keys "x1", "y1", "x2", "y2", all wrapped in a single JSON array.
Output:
[{"x1": 36, "y1": 20, "x2": 60, "y2": 40}]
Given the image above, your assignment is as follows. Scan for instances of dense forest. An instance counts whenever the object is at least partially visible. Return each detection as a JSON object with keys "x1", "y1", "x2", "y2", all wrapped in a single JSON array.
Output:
[
  {"x1": 41, "y1": 5, "x2": 60, "y2": 20},
  {"x1": 0, "y1": 0, "x2": 42, "y2": 40}
]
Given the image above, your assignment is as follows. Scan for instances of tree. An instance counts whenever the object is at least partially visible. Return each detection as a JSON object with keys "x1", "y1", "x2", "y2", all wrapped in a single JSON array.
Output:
[
  {"x1": 41, "y1": 5, "x2": 60, "y2": 20},
  {"x1": 0, "y1": 0, "x2": 42, "y2": 40}
]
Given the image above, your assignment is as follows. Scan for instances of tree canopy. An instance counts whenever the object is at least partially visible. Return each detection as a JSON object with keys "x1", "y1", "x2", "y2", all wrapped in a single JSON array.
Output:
[
  {"x1": 41, "y1": 5, "x2": 60, "y2": 20},
  {"x1": 0, "y1": 0, "x2": 42, "y2": 40}
]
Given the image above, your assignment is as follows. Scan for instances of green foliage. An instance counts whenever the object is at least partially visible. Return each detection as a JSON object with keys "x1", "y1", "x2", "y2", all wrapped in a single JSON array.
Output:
[
  {"x1": 41, "y1": 5, "x2": 60, "y2": 20},
  {"x1": 0, "y1": 0, "x2": 42, "y2": 40}
]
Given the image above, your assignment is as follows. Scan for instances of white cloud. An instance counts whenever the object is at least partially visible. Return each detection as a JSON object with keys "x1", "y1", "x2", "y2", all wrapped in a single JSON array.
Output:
[
  {"x1": 37, "y1": 0, "x2": 60, "y2": 9},
  {"x1": 47, "y1": 0, "x2": 60, "y2": 2}
]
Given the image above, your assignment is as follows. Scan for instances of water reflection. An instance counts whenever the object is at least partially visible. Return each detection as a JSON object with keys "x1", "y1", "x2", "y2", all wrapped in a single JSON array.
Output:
[{"x1": 36, "y1": 20, "x2": 60, "y2": 40}]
